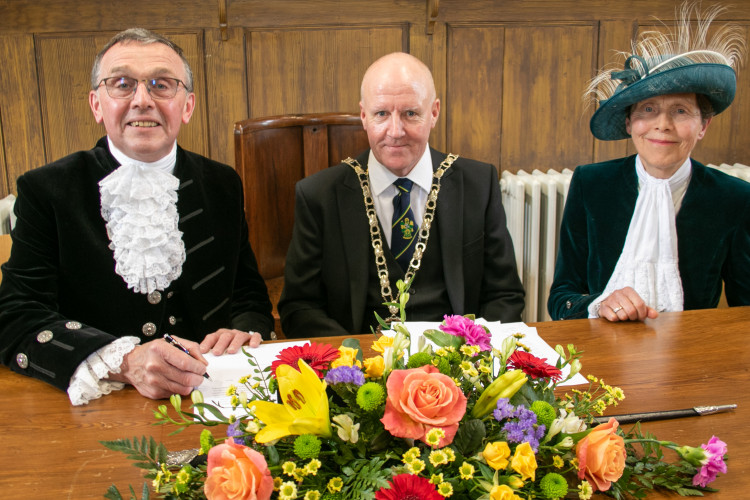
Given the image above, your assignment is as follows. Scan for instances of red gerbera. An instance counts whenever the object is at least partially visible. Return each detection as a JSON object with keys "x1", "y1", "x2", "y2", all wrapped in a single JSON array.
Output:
[
  {"x1": 269, "y1": 342, "x2": 339, "y2": 378},
  {"x1": 375, "y1": 474, "x2": 443, "y2": 500},
  {"x1": 508, "y1": 350, "x2": 563, "y2": 381}
]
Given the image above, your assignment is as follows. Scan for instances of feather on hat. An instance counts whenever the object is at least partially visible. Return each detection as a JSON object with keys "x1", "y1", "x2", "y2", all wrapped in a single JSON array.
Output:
[{"x1": 587, "y1": 2, "x2": 746, "y2": 140}]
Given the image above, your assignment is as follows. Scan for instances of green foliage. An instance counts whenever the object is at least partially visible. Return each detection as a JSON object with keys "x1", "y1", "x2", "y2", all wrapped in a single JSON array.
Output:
[
  {"x1": 340, "y1": 456, "x2": 393, "y2": 499},
  {"x1": 101, "y1": 436, "x2": 167, "y2": 471}
]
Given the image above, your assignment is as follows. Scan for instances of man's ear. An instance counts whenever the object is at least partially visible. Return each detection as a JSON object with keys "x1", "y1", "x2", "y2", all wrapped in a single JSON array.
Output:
[{"x1": 89, "y1": 90, "x2": 104, "y2": 124}]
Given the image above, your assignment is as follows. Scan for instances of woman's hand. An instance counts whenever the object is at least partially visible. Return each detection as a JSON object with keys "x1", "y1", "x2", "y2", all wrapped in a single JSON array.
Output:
[{"x1": 600, "y1": 287, "x2": 659, "y2": 322}]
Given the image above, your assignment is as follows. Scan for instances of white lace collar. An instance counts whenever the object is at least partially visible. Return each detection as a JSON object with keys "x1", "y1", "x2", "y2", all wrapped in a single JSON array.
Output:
[{"x1": 99, "y1": 140, "x2": 186, "y2": 294}]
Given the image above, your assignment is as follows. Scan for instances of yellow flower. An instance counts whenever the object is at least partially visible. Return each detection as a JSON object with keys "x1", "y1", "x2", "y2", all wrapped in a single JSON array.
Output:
[
  {"x1": 327, "y1": 477, "x2": 343, "y2": 493},
  {"x1": 306, "y1": 459, "x2": 322, "y2": 475},
  {"x1": 407, "y1": 459, "x2": 426, "y2": 474},
  {"x1": 279, "y1": 481, "x2": 298, "y2": 500},
  {"x1": 553, "y1": 455, "x2": 564, "y2": 468},
  {"x1": 332, "y1": 414, "x2": 360, "y2": 443},
  {"x1": 458, "y1": 461, "x2": 475, "y2": 480},
  {"x1": 482, "y1": 441, "x2": 511, "y2": 470},
  {"x1": 578, "y1": 480, "x2": 593, "y2": 500},
  {"x1": 511, "y1": 442, "x2": 537, "y2": 482},
  {"x1": 489, "y1": 484, "x2": 522, "y2": 500},
  {"x1": 273, "y1": 476, "x2": 283, "y2": 490},
  {"x1": 429, "y1": 449, "x2": 448, "y2": 467},
  {"x1": 402, "y1": 447, "x2": 421, "y2": 464},
  {"x1": 425, "y1": 428, "x2": 446, "y2": 447},
  {"x1": 444, "y1": 448, "x2": 456, "y2": 462},
  {"x1": 252, "y1": 360, "x2": 332, "y2": 443},
  {"x1": 363, "y1": 356, "x2": 385, "y2": 378},
  {"x1": 437, "y1": 482, "x2": 454, "y2": 497},
  {"x1": 372, "y1": 335, "x2": 395, "y2": 353},
  {"x1": 281, "y1": 461, "x2": 297, "y2": 476},
  {"x1": 430, "y1": 473, "x2": 444, "y2": 484},
  {"x1": 304, "y1": 491, "x2": 321, "y2": 500},
  {"x1": 330, "y1": 346, "x2": 362, "y2": 368}
]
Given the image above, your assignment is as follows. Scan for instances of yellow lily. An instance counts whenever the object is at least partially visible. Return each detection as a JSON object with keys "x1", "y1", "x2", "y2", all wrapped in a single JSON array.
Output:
[{"x1": 252, "y1": 359, "x2": 332, "y2": 443}]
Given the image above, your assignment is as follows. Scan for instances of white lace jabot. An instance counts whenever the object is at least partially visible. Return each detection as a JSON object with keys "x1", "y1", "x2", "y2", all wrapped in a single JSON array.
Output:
[
  {"x1": 588, "y1": 156, "x2": 691, "y2": 318},
  {"x1": 99, "y1": 140, "x2": 186, "y2": 294}
]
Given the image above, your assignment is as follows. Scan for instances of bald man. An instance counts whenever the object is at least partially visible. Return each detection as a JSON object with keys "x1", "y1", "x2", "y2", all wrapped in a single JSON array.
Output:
[{"x1": 279, "y1": 52, "x2": 524, "y2": 337}]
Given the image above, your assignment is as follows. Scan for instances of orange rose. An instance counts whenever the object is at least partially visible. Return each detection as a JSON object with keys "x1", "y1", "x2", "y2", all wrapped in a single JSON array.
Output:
[
  {"x1": 380, "y1": 365, "x2": 467, "y2": 447},
  {"x1": 204, "y1": 439, "x2": 274, "y2": 500},
  {"x1": 576, "y1": 417, "x2": 626, "y2": 491}
]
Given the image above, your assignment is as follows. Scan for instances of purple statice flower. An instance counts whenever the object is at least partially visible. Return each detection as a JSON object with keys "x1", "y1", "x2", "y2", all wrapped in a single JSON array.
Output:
[
  {"x1": 440, "y1": 315, "x2": 492, "y2": 351},
  {"x1": 325, "y1": 365, "x2": 365, "y2": 386},
  {"x1": 493, "y1": 399, "x2": 546, "y2": 451},
  {"x1": 227, "y1": 420, "x2": 245, "y2": 445},
  {"x1": 493, "y1": 398, "x2": 515, "y2": 421},
  {"x1": 693, "y1": 436, "x2": 728, "y2": 487}
]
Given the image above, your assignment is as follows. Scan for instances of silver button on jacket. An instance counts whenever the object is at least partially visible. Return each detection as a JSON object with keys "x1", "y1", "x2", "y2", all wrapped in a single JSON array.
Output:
[{"x1": 142, "y1": 322, "x2": 157, "y2": 336}]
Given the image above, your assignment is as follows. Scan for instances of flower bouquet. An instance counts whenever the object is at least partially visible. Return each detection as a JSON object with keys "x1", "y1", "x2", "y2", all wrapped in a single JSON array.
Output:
[{"x1": 103, "y1": 282, "x2": 728, "y2": 500}]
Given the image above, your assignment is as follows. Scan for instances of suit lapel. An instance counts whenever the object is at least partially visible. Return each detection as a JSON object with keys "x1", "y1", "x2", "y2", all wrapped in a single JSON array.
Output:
[
  {"x1": 337, "y1": 151, "x2": 372, "y2": 330},
  {"x1": 433, "y1": 149, "x2": 465, "y2": 312}
]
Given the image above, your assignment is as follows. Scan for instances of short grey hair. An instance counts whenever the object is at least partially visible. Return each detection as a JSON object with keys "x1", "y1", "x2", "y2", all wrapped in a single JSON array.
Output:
[{"x1": 90, "y1": 28, "x2": 194, "y2": 92}]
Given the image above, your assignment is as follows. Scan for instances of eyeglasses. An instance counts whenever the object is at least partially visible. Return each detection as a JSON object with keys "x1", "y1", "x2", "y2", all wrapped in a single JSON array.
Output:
[{"x1": 98, "y1": 76, "x2": 187, "y2": 100}]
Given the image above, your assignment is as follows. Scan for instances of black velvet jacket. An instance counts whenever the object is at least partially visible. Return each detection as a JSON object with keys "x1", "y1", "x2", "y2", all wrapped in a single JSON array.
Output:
[
  {"x1": 0, "y1": 138, "x2": 273, "y2": 390},
  {"x1": 548, "y1": 155, "x2": 750, "y2": 320}
]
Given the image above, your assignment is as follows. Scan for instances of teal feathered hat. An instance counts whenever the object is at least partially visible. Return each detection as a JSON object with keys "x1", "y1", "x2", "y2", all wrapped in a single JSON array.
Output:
[{"x1": 587, "y1": 2, "x2": 746, "y2": 141}]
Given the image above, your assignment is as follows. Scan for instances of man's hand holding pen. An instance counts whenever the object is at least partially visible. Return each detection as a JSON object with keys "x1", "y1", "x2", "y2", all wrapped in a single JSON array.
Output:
[{"x1": 106, "y1": 335, "x2": 209, "y2": 399}]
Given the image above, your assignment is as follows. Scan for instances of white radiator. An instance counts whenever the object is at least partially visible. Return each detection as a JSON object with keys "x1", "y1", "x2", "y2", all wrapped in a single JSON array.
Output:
[
  {"x1": 706, "y1": 162, "x2": 750, "y2": 182},
  {"x1": 501, "y1": 169, "x2": 572, "y2": 323}
]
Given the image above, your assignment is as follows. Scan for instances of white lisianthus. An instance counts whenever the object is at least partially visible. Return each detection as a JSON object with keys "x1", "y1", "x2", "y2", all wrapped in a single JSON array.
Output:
[{"x1": 332, "y1": 414, "x2": 360, "y2": 443}]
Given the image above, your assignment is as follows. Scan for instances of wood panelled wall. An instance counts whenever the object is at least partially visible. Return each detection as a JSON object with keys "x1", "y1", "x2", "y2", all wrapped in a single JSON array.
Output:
[{"x1": 1, "y1": 0, "x2": 750, "y2": 199}]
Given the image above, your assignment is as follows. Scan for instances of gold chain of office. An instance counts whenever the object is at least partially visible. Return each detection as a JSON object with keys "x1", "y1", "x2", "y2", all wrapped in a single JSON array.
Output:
[{"x1": 344, "y1": 153, "x2": 458, "y2": 322}]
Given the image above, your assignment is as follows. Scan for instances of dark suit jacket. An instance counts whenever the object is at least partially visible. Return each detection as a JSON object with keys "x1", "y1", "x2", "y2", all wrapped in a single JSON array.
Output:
[
  {"x1": 279, "y1": 148, "x2": 525, "y2": 337},
  {"x1": 0, "y1": 138, "x2": 273, "y2": 390},
  {"x1": 548, "y1": 155, "x2": 750, "y2": 320}
]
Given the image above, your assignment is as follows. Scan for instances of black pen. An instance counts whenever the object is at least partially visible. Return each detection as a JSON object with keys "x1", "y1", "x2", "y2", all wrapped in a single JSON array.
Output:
[{"x1": 163, "y1": 333, "x2": 212, "y2": 380}]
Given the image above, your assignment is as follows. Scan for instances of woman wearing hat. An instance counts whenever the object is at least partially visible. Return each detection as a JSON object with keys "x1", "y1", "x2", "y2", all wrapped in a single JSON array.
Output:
[{"x1": 548, "y1": 4, "x2": 750, "y2": 322}]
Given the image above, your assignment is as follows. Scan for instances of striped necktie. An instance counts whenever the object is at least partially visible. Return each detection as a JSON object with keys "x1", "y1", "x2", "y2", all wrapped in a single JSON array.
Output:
[{"x1": 391, "y1": 178, "x2": 419, "y2": 271}]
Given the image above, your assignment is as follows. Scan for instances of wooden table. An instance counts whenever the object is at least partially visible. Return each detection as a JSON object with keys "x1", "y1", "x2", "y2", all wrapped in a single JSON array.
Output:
[{"x1": 1, "y1": 307, "x2": 747, "y2": 499}]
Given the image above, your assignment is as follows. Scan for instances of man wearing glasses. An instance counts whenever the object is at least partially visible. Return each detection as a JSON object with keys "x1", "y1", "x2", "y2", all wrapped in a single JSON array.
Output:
[{"x1": 0, "y1": 29, "x2": 273, "y2": 404}]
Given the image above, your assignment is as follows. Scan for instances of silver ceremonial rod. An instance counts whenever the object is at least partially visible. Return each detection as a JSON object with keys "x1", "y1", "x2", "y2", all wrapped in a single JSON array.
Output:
[{"x1": 593, "y1": 404, "x2": 737, "y2": 425}]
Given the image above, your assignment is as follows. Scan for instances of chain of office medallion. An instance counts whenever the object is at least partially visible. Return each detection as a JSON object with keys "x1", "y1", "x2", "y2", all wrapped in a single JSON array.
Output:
[{"x1": 344, "y1": 154, "x2": 458, "y2": 319}]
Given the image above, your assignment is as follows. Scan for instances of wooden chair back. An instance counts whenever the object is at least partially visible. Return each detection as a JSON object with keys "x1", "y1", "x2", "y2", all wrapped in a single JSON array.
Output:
[
  {"x1": 234, "y1": 113, "x2": 370, "y2": 334},
  {"x1": 0, "y1": 234, "x2": 11, "y2": 285}
]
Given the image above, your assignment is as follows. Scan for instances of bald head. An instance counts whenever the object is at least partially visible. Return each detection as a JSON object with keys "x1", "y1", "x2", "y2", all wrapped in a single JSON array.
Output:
[
  {"x1": 360, "y1": 52, "x2": 436, "y2": 105},
  {"x1": 359, "y1": 52, "x2": 440, "y2": 176}
]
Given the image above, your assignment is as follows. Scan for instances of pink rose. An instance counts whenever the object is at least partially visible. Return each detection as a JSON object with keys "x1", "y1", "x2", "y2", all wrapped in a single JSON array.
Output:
[
  {"x1": 380, "y1": 365, "x2": 467, "y2": 446},
  {"x1": 576, "y1": 417, "x2": 626, "y2": 491},
  {"x1": 204, "y1": 440, "x2": 274, "y2": 500}
]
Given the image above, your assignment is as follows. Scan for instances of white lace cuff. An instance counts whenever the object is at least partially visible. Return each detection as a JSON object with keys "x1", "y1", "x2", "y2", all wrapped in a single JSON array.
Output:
[{"x1": 67, "y1": 336, "x2": 141, "y2": 406}]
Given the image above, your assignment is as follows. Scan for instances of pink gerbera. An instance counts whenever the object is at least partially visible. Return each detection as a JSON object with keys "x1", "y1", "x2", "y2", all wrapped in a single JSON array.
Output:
[
  {"x1": 269, "y1": 342, "x2": 339, "y2": 378},
  {"x1": 508, "y1": 350, "x2": 562, "y2": 381},
  {"x1": 375, "y1": 474, "x2": 443, "y2": 500}
]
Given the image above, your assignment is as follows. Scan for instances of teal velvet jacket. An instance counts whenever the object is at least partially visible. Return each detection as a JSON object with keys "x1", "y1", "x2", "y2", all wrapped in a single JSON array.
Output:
[{"x1": 548, "y1": 155, "x2": 750, "y2": 320}]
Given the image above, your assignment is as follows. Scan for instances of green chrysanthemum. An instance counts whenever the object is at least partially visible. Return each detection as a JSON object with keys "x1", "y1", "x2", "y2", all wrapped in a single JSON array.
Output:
[
  {"x1": 294, "y1": 434, "x2": 322, "y2": 459},
  {"x1": 539, "y1": 472, "x2": 568, "y2": 499},
  {"x1": 199, "y1": 429, "x2": 215, "y2": 455},
  {"x1": 434, "y1": 357, "x2": 451, "y2": 375},
  {"x1": 356, "y1": 381, "x2": 385, "y2": 411},
  {"x1": 531, "y1": 400, "x2": 557, "y2": 428},
  {"x1": 407, "y1": 351, "x2": 432, "y2": 368}
]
